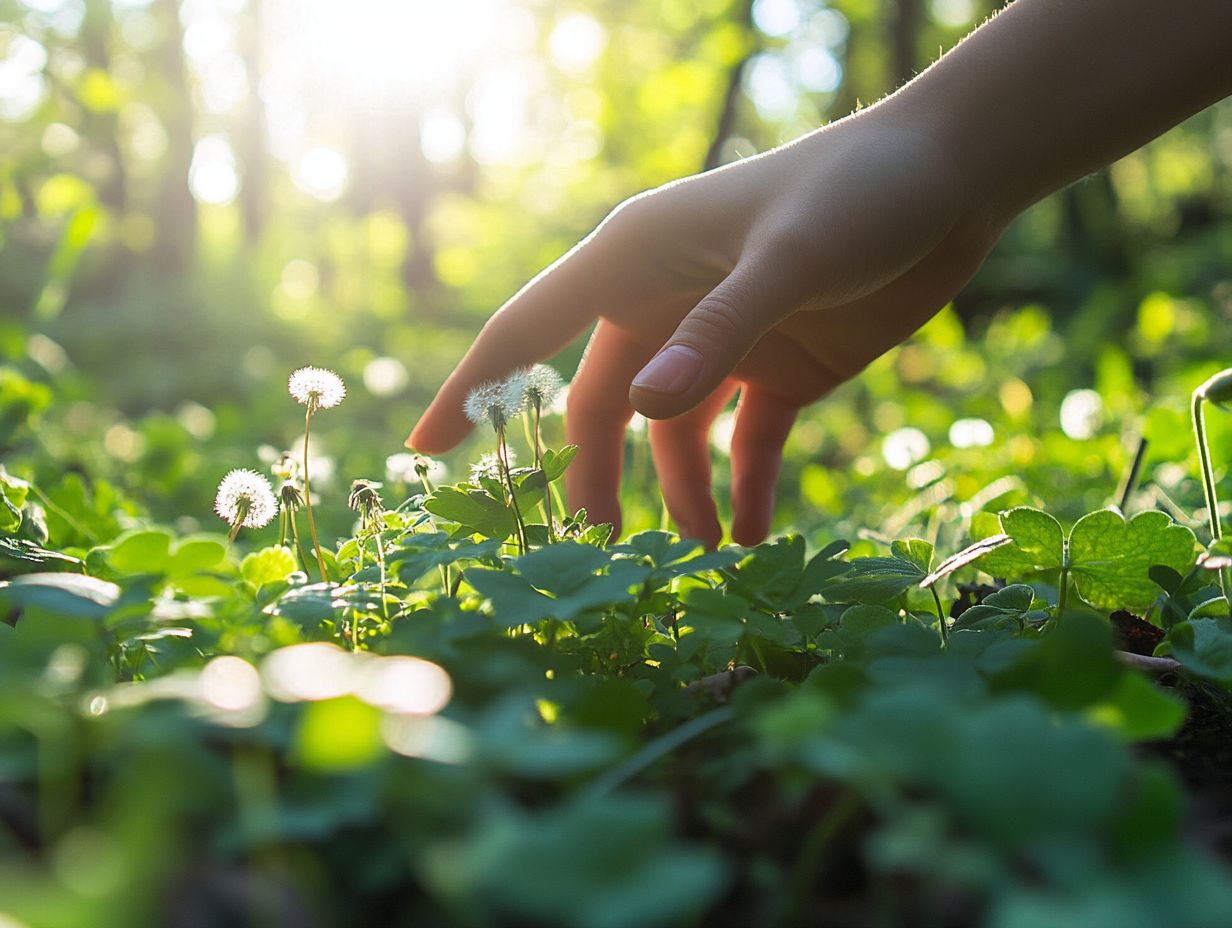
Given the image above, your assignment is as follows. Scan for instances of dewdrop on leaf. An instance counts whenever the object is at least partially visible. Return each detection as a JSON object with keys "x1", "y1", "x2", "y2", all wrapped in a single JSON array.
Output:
[
  {"x1": 288, "y1": 367, "x2": 346, "y2": 409},
  {"x1": 215, "y1": 469, "x2": 278, "y2": 528}
]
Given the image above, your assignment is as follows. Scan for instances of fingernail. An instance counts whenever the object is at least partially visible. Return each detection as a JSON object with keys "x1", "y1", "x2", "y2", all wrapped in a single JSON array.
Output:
[{"x1": 632, "y1": 345, "x2": 704, "y2": 394}]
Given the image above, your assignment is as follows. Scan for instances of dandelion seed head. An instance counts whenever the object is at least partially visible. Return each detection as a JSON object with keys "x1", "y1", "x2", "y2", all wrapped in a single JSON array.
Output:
[
  {"x1": 385, "y1": 452, "x2": 447, "y2": 485},
  {"x1": 521, "y1": 364, "x2": 564, "y2": 410},
  {"x1": 470, "y1": 450, "x2": 513, "y2": 482},
  {"x1": 464, "y1": 375, "x2": 526, "y2": 429},
  {"x1": 288, "y1": 367, "x2": 346, "y2": 409},
  {"x1": 214, "y1": 469, "x2": 278, "y2": 528}
]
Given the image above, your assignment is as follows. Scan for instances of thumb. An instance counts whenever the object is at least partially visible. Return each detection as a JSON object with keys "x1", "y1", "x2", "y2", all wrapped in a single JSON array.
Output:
[{"x1": 629, "y1": 260, "x2": 791, "y2": 419}]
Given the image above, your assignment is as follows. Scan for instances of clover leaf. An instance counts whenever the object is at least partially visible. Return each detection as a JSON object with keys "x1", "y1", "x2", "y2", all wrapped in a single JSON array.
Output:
[{"x1": 1068, "y1": 510, "x2": 1196, "y2": 612}]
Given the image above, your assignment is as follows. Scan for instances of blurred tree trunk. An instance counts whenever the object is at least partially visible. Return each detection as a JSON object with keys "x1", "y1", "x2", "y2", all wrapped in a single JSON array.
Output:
[
  {"x1": 703, "y1": 0, "x2": 757, "y2": 172},
  {"x1": 236, "y1": 0, "x2": 269, "y2": 244},
  {"x1": 79, "y1": 0, "x2": 127, "y2": 213},
  {"x1": 152, "y1": 0, "x2": 197, "y2": 274},
  {"x1": 890, "y1": 0, "x2": 923, "y2": 87}
]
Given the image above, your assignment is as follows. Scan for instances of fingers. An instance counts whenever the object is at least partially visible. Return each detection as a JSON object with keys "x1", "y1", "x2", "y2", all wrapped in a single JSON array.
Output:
[
  {"x1": 629, "y1": 251, "x2": 800, "y2": 421},
  {"x1": 648, "y1": 383, "x2": 738, "y2": 548},
  {"x1": 564, "y1": 321, "x2": 656, "y2": 535},
  {"x1": 729, "y1": 387, "x2": 800, "y2": 546},
  {"x1": 407, "y1": 248, "x2": 596, "y2": 454}
]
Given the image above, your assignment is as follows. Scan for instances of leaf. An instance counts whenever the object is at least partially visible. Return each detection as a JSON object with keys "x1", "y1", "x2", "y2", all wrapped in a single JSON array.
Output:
[
  {"x1": 1086, "y1": 673, "x2": 1186, "y2": 742},
  {"x1": 974, "y1": 508, "x2": 1065, "y2": 579},
  {"x1": 516, "y1": 542, "x2": 613, "y2": 595},
  {"x1": 0, "y1": 538, "x2": 83, "y2": 573},
  {"x1": 1068, "y1": 509, "x2": 1197, "y2": 611},
  {"x1": 242, "y1": 546, "x2": 299, "y2": 588},
  {"x1": 0, "y1": 572, "x2": 119, "y2": 619},
  {"x1": 920, "y1": 535, "x2": 1011, "y2": 588},
  {"x1": 0, "y1": 469, "x2": 30, "y2": 534},
  {"x1": 821, "y1": 551, "x2": 927, "y2": 605},
  {"x1": 108, "y1": 529, "x2": 172, "y2": 574},
  {"x1": 1167, "y1": 617, "x2": 1232, "y2": 684},
  {"x1": 952, "y1": 583, "x2": 1044, "y2": 631},
  {"x1": 890, "y1": 539, "x2": 933, "y2": 574},
  {"x1": 424, "y1": 486, "x2": 517, "y2": 539},
  {"x1": 540, "y1": 445, "x2": 579, "y2": 482},
  {"x1": 166, "y1": 537, "x2": 228, "y2": 577}
]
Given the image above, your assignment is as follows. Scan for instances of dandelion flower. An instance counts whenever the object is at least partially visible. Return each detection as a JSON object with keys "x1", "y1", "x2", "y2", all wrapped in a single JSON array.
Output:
[
  {"x1": 279, "y1": 481, "x2": 305, "y2": 511},
  {"x1": 521, "y1": 364, "x2": 564, "y2": 410},
  {"x1": 464, "y1": 373, "x2": 527, "y2": 429},
  {"x1": 470, "y1": 451, "x2": 513, "y2": 482},
  {"x1": 288, "y1": 367, "x2": 346, "y2": 409},
  {"x1": 215, "y1": 469, "x2": 278, "y2": 528},
  {"x1": 348, "y1": 479, "x2": 384, "y2": 519}
]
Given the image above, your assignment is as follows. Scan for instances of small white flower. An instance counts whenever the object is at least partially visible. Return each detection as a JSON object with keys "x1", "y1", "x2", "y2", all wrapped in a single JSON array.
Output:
[
  {"x1": 470, "y1": 450, "x2": 513, "y2": 482},
  {"x1": 214, "y1": 469, "x2": 278, "y2": 528},
  {"x1": 464, "y1": 373, "x2": 527, "y2": 429},
  {"x1": 288, "y1": 366, "x2": 346, "y2": 409},
  {"x1": 520, "y1": 364, "x2": 564, "y2": 411}
]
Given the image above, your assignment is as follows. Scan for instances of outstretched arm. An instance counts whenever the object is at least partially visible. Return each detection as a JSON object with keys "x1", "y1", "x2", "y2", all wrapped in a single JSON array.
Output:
[{"x1": 409, "y1": 0, "x2": 1232, "y2": 546}]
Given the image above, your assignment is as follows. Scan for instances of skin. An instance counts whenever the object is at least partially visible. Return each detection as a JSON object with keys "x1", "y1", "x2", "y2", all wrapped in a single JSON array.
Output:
[{"x1": 409, "y1": 0, "x2": 1232, "y2": 548}]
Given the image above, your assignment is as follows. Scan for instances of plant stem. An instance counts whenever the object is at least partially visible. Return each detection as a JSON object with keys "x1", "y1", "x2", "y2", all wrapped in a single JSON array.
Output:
[
  {"x1": 930, "y1": 586, "x2": 948, "y2": 645},
  {"x1": 226, "y1": 499, "x2": 248, "y2": 546},
  {"x1": 301, "y1": 404, "x2": 329, "y2": 582},
  {"x1": 1192, "y1": 392, "x2": 1231, "y2": 603},
  {"x1": 288, "y1": 511, "x2": 312, "y2": 575},
  {"x1": 533, "y1": 403, "x2": 556, "y2": 542},
  {"x1": 418, "y1": 471, "x2": 451, "y2": 592},
  {"x1": 1056, "y1": 564, "x2": 1069, "y2": 619},
  {"x1": 1117, "y1": 435, "x2": 1149, "y2": 513},
  {"x1": 497, "y1": 424, "x2": 529, "y2": 554}
]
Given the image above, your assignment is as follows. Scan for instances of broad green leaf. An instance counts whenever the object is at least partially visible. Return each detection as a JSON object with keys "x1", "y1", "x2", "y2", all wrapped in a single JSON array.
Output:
[
  {"x1": 424, "y1": 486, "x2": 517, "y2": 539},
  {"x1": 166, "y1": 537, "x2": 228, "y2": 577},
  {"x1": 242, "y1": 546, "x2": 299, "y2": 588},
  {"x1": 0, "y1": 538, "x2": 83, "y2": 573},
  {"x1": 891, "y1": 539, "x2": 933, "y2": 574},
  {"x1": 108, "y1": 529, "x2": 172, "y2": 574},
  {"x1": 974, "y1": 507, "x2": 1064, "y2": 578},
  {"x1": 1086, "y1": 673, "x2": 1186, "y2": 742},
  {"x1": 953, "y1": 584, "x2": 1046, "y2": 631},
  {"x1": 822, "y1": 553, "x2": 926, "y2": 605},
  {"x1": 1068, "y1": 510, "x2": 1197, "y2": 611},
  {"x1": 516, "y1": 542, "x2": 612, "y2": 594},
  {"x1": 540, "y1": 444, "x2": 578, "y2": 482},
  {"x1": 1167, "y1": 617, "x2": 1232, "y2": 684},
  {"x1": 0, "y1": 572, "x2": 119, "y2": 619}
]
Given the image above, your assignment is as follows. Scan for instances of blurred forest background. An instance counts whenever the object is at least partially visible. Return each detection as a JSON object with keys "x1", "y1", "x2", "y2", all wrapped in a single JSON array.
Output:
[{"x1": 2, "y1": 0, "x2": 1231, "y2": 544}]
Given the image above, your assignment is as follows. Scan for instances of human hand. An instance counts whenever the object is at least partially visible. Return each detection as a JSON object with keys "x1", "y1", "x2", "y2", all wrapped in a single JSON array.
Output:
[{"x1": 408, "y1": 103, "x2": 1004, "y2": 546}]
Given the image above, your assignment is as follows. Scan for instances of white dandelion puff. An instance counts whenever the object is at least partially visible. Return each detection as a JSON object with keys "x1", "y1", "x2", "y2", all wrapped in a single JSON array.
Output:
[
  {"x1": 470, "y1": 450, "x2": 513, "y2": 482},
  {"x1": 520, "y1": 364, "x2": 564, "y2": 411},
  {"x1": 288, "y1": 366, "x2": 346, "y2": 409},
  {"x1": 386, "y1": 452, "x2": 448, "y2": 485},
  {"x1": 464, "y1": 374, "x2": 526, "y2": 429},
  {"x1": 214, "y1": 469, "x2": 278, "y2": 528}
]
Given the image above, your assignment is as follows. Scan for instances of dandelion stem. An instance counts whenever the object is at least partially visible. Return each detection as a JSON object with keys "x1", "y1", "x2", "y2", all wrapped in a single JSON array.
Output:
[
  {"x1": 417, "y1": 471, "x2": 451, "y2": 593},
  {"x1": 302, "y1": 403, "x2": 330, "y2": 583},
  {"x1": 1193, "y1": 390, "x2": 1231, "y2": 603},
  {"x1": 289, "y1": 511, "x2": 311, "y2": 575},
  {"x1": 930, "y1": 586, "x2": 948, "y2": 646},
  {"x1": 533, "y1": 402, "x2": 556, "y2": 542},
  {"x1": 497, "y1": 424, "x2": 529, "y2": 554}
]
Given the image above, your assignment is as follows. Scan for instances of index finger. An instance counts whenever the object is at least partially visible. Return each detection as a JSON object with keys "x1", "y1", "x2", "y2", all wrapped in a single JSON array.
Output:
[{"x1": 407, "y1": 244, "x2": 598, "y2": 453}]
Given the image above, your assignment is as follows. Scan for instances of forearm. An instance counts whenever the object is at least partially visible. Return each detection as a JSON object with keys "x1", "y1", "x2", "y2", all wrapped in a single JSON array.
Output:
[{"x1": 889, "y1": 0, "x2": 1232, "y2": 224}]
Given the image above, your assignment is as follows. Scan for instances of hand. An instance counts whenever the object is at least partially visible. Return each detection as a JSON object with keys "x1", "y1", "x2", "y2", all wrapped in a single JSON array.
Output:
[{"x1": 408, "y1": 103, "x2": 1004, "y2": 546}]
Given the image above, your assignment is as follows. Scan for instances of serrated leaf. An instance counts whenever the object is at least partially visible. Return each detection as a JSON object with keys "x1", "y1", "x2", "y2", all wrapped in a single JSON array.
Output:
[
  {"x1": 974, "y1": 508, "x2": 1064, "y2": 579},
  {"x1": 1068, "y1": 509, "x2": 1197, "y2": 611},
  {"x1": 821, "y1": 554, "x2": 926, "y2": 605}
]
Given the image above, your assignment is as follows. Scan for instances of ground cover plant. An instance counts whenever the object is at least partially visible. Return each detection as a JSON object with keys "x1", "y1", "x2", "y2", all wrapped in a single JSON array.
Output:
[{"x1": 3, "y1": 362, "x2": 1232, "y2": 928}]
